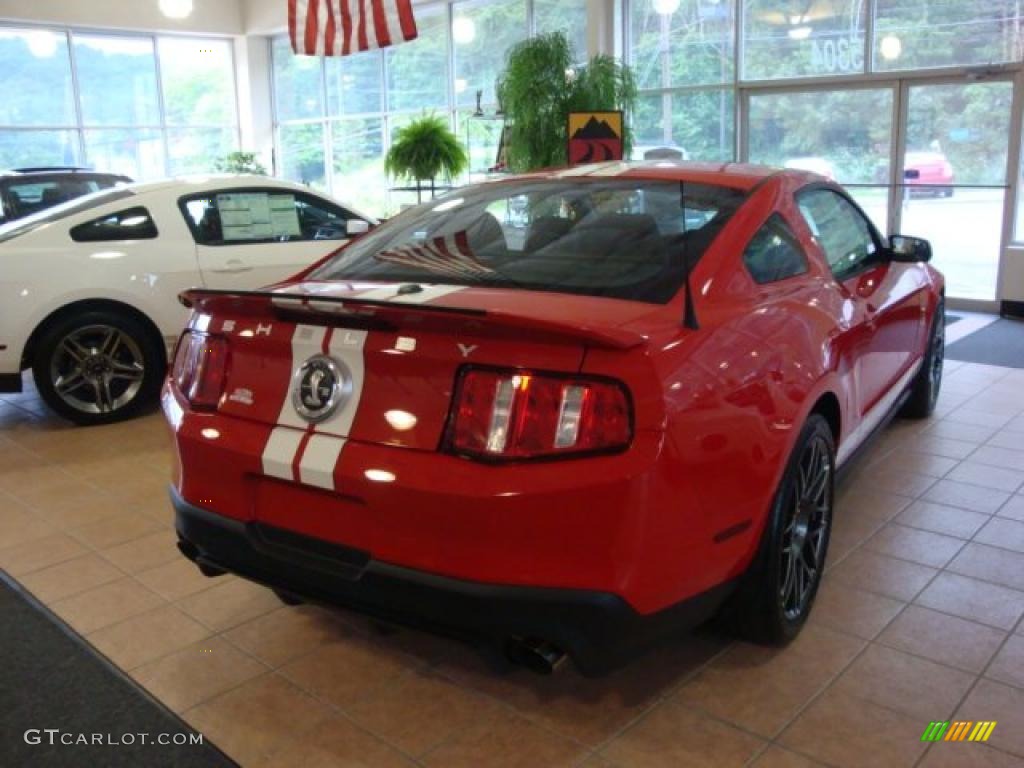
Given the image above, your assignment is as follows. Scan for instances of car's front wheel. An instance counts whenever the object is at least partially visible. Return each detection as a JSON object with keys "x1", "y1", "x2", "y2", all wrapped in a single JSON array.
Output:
[
  {"x1": 32, "y1": 309, "x2": 165, "y2": 426},
  {"x1": 723, "y1": 414, "x2": 835, "y2": 645}
]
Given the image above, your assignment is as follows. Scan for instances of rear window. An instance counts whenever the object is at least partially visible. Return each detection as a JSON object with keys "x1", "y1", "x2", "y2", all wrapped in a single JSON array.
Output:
[
  {"x1": 70, "y1": 206, "x2": 158, "y2": 242},
  {"x1": 311, "y1": 179, "x2": 747, "y2": 303}
]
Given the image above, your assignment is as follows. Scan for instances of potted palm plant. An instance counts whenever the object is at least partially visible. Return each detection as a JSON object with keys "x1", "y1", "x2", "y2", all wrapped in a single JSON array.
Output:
[
  {"x1": 385, "y1": 114, "x2": 469, "y2": 203},
  {"x1": 497, "y1": 32, "x2": 637, "y2": 172}
]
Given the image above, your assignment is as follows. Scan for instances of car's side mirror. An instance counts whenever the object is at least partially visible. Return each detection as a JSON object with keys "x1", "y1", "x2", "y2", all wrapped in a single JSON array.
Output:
[
  {"x1": 346, "y1": 219, "x2": 370, "y2": 237},
  {"x1": 889, "y1": 234, "x2": 932, "y2": 263}
]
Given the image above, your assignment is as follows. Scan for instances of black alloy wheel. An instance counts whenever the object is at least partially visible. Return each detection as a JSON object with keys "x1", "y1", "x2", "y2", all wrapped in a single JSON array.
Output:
[{"x1": 721, "y1": 414, "x2": 835, "y2": 645}]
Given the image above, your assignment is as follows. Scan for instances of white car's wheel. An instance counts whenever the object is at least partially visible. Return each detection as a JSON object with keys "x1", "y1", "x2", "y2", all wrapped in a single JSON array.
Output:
[{"x1": 32, "y1": 309, "x2": 165, "y2": 425}]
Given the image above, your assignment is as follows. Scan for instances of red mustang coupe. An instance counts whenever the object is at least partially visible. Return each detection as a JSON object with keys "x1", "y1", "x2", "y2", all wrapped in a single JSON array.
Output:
[{"x1": 164, "y1": 162, "x2": 944, "y2": 673}]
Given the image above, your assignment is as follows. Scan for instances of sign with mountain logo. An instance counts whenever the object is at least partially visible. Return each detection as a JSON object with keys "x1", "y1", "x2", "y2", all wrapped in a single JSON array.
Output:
[{"x1": 568, "y1": 111, "x2": 624, "y2": 165}]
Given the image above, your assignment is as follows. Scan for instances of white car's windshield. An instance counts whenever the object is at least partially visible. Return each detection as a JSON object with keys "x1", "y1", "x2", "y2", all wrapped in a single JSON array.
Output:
[{"x1": 0, "y1": 187, "x2": 135, "y2": 244}]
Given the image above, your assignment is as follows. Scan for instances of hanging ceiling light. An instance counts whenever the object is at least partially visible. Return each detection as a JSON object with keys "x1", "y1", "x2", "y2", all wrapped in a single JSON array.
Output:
[
  {"x1": 653, "y1": 0, "x2": 681, "y2": 15},
  {"x1": 880, "y1": 35, "x2": 903, "y2": 61},
  {"x1": 452, "y1": 17, "x2": 476, "y2": 45},
  {"x1": 159, "y1": 0, "x2": 194, "y2": 20}
]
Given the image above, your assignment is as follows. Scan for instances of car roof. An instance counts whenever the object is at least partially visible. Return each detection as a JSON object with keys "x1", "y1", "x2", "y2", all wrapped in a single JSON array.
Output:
[
  {"x1": 515, "y1": 161, "x2": 812, "y2": 191},
  {"x1": 122, "y1": 174, "x2": 319, "y2": 196},
  {"x1": 0, "y1": 167, "x2": 129, "y2": 178}
]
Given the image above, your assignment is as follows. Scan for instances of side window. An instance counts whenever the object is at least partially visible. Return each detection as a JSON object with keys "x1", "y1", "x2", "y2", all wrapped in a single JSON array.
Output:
[
  {"x1": 69, "y1": 207, "x2": 158, "y2": 242},
  {"x1": 796, "y1": 188, "x2": 878, "y2": 278},
  {"x1": 183, "y1": 190, "x2": 358, "y2": 246},
  {"x1": 743, "y1": 215, "x2": 809, "y2": 285}
]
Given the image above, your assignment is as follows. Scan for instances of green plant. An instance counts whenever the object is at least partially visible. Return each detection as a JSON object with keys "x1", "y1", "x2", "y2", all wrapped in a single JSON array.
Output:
[
  {"x1": 215, "y1": 151, "x2": 267, "y2": 175},
  {"x1": 384, "y1": 114, "x2": 469, "y2": 186},
  {"x1": 497, "y1": 32, "x2": 637, "y2": 172}
]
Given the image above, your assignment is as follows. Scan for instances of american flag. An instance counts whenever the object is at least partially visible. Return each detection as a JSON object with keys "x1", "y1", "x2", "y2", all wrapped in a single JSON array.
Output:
[
  {"x1": 375, "y1": 231, "x2": 496, "y2": 281},
  {"x1": 288, "y1": 0, "x2": 418, "y2": 57}
]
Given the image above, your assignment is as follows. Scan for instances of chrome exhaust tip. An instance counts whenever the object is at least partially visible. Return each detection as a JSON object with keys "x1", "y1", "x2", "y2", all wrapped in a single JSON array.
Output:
[{"x1": 505, "y1": 637, "x2": 567, "y2": 675}]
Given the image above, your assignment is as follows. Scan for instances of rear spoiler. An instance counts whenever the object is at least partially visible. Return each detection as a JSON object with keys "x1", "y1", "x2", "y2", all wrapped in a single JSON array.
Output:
[{"x1": 179, "y1": 289, "x2": 648, "y2": 351}]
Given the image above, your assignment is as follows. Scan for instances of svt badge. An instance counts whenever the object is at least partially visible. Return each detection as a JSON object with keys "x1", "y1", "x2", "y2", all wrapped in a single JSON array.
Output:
[{"x1": 291, "y1": 355, "x2": 351, "y2": 423}]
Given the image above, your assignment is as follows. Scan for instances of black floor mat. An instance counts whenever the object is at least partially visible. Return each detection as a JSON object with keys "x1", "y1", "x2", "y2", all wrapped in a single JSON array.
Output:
[
  {"x1": 946, "y1": 318, "x2": 1024, "y2": 368},
  {"x1": 0, "y1": 573, "x2": 236, "y2": 768}
]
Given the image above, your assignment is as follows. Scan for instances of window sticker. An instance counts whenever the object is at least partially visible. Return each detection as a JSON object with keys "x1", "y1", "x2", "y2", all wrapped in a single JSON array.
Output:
[{"x1": 216, "y1": 193, "x2": 301, "y2": 241}]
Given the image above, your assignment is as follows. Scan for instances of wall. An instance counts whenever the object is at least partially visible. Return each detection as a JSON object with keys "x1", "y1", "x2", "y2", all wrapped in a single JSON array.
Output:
[
  {"x1": 242, "y1": 0, "x2": 283, "y2": 35},
  {"x1": 0, "y1": 0, "x2": 244, "y2": 35}
]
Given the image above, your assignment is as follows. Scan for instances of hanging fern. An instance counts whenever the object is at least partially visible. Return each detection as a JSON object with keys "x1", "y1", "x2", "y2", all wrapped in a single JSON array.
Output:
[
  {"x1": 384, "y1": 114, "x2": 469, "y2": 184},
  {"x1": 497, "y1": 33, "x2": 637, "y2": 173}
]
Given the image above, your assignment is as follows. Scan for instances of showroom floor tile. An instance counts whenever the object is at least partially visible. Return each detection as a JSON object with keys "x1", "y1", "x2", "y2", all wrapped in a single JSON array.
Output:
[{"x1": 2, "y1": 362, "x2": 1024, "y2": 767}]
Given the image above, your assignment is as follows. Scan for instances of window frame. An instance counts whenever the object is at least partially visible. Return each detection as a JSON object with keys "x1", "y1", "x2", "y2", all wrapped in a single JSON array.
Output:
[
  {"x1": 0, "y1": 23, "x2": 241, "y2": 179},
  {"x1": 742, "y1": 212, "x2": 810, "y2": 285},
  {"x1": 794, "y1": 183, "x2": 887, "y2": 282},
  {"x1": 176, "y1": 187, "x2": 362, "y2": 247}
]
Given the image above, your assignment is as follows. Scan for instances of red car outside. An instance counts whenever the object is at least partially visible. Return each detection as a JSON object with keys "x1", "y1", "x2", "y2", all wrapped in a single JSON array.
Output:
[
  {"x1": 905, "y1": 151, "x2": 955, "y2": 197},
  {"x1": 164, "y1": 162, "x2": 945, "y2": 673}
]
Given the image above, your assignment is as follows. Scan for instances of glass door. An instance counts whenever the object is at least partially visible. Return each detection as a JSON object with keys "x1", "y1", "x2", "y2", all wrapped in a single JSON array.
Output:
[
  {"x1": 896, "y1": 80, "x2": 1013, "y2": 301},
  {"x1": 745, "y1": 86, "x2": 896, "y2": 234}
]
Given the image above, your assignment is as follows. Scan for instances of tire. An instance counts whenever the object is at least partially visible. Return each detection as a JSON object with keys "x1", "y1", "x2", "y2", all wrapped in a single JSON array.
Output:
[
  {"x1": 32, "y1": 309, "x2": 165, "y2": 426},
  {"x1": 901, "y1": 298, "x2": 944, "y2": 419},
  {"x1": 721, "y1": 414, "x2": 835, "y2": 645},
  {"x1": 273, "y1": 589, "x2": 305, "y2": 606}
]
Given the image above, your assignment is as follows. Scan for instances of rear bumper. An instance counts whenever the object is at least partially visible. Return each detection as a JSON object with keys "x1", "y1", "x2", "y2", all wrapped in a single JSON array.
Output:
[{"x1": 172, "y1": 486, "x2": 732, "y2": 673}]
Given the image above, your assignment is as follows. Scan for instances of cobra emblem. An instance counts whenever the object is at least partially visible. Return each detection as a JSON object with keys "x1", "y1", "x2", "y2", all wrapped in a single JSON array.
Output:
[
  {"x1": 291, "y1": 355, "x2": 351, "y2": 423},
  {"x1": 305, "y1": 369, "x2": 326, "y2": 408}
]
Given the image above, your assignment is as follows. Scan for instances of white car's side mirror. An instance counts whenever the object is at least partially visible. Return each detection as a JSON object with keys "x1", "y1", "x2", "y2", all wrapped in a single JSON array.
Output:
[{"x1": 346, "y1": 219, "x2": 370, "y2": 236}]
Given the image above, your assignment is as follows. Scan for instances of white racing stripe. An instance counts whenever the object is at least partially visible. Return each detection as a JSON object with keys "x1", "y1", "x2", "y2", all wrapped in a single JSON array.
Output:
[
  {"x1": 261, "y1": 427, "x2": 305, "y2": 482},
  {"x1": 552, "y1": 162, "x2": 619, "y2": 178},
  {"x1": 276, "y1": 325, "x2": 329, "y2": 431},
  {"x1": 259, "y1": 275, "x2": 462, "y2": 491},
  {"x1": 299, "y1": 434, "x2": 346, "y2": 490},
  {"x1": 587, "y1": 162, "x2": 633, "y2": 176},
  {"x1": 259, "y1": 324, "x2": 369, "y2": 491},
  {"x1": 317, "y1": 328, "x2": 367, "y2": 438}
]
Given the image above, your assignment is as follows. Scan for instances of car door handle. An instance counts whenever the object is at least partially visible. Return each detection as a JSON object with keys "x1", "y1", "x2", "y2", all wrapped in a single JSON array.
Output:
[{"x1": 212, "y1": 259, "x2": 253, "y2": 274}]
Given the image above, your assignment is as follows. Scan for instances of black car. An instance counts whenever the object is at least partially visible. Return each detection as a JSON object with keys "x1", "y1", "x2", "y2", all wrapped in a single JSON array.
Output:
[{"x1": 0, "y1": 167, "x2": 132, "y2": 225}]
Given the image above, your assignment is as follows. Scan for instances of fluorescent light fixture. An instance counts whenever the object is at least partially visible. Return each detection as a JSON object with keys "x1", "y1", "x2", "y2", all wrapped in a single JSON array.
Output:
[
  {"x1": 788, "y1": 26, "x2": 812, "y2": 40},
  {"x1": 880, "y1": 35, "x2": 902, "y2": 61},
  {"x1": 453, "y1": 17, "x2": 476, "y2": 45},
  {"x1": 160, "y1": 0, "x2": 194, "y2": 19},
  {"x1": 26, "y1": 30, "x2": 58, "y2": 58}
]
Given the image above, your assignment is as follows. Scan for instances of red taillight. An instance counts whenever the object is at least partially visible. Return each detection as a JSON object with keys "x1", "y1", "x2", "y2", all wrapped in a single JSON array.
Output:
[
  {"x1": 171, "y1": 331, "x2": 229, "y2": 410},
  {"x1": 447, "y1": 369, "x2": 632, "y2": 460}
]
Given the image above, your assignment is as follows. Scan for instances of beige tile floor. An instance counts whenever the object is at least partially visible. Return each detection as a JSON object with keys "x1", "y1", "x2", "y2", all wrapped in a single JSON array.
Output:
[{"x1": 2, "y1": 360, "x2": 1024, "y2": 767}]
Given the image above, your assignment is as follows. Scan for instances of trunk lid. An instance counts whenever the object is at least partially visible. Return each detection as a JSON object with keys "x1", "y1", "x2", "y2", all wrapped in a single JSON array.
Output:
[{"x1": 182, "y1": 281, "x2": 657, "y2": 452}]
